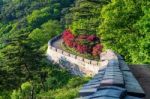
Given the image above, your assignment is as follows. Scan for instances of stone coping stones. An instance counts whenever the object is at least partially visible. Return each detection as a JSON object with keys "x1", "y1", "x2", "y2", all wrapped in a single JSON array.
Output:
[
  {"x1": 76, "y1": 49, "x2": 145, "y2": 99},
  {"x1": 91, "y1": 86, "x2": 126, "y2": 99},
  {"x1": 107, "y1": 59, "x2": 119, "y2": 67},
  {"x1": 92, "y1": 97, "x2": 119, "y2": 99},
  {"x1": 91, "y1": 61, "x2": 98, "y2": 65},
  {"x1": 100, "y1": 78, "x2": 124, "y2": 87},
  {"x1": 77, "y1": 56, "x2": 84, "y2": 61},
  {"x1": 82, "y1": 83, "x2": 100, "y2": 89},
  {"x1": 57, "y1": 49, "x2": 63, "y2": 54},
  {"x1": 51, "y1": 47, "x2": 56, "y2": 51},
  {"x1": 70, "y1": 54, "x2": 76, "y2": 58},
  {"x1": 84, "y1": 59, "x2": 91, "y2": 64},
  {"x1": 123, "y1": 71, "x2": 145, "y2": 97},
  {"x1": 63, "y1": 51, "x2": 70, "y2": 56},
  {"x1": 100, "y1": 50, "x2": 118, "y2": 61},
  {"x1": 84, "y1": 82, "x2": 101, "y2": 87},
  {"x1": 93, "y1": 74, "x2": 104, "y2": 79},
  {"x1": 79, "y1": 88, "x2": 97, "y2": 97},
  {"x1": 116, "y1": 53, "x2": 124, "y2": 60},
  {"x1": 124, "y1": 96, "x2": 142, "y2": 99},
  {"x1": 88, "y1": 79, "x2": 102, "y2": 84},
  {"x1": 105, "y1": 68, "x2": 121, "y2": 72},
  {"x1": 119, "y1": 60, "x2": 130, "y2": 71},
  {"x1": 93, "y1": 70, "x2": 105, "y2": 79},
  {"x1": 101, "y1": 67, "x2": 124, "y2": 87}
]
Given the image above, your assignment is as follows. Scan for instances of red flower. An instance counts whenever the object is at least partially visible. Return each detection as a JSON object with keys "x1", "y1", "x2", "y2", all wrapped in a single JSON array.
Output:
[
  {"x1": 62, "y1": 29, "x2": 103, "y2": 56},
  {"x1": 87, "y1": 35, "x2": 97, "y2": 41},
  {"x1": 76, "y1": 45, "x2": 88, "y2": 53},
  {"x1": 62, "y1": 29, "x2": 75, "y2": 47},
  {"x1": 92, "y1": 44, "x2": 103, "y2": 56}
]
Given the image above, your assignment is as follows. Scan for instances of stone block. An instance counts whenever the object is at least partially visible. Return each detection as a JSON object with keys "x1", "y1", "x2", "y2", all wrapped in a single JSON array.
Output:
[
  {"x1": 70, "y1": 54, "x2": 76, "y2": 58},
  {"x1": 100, "y1": 78, "x2": 124, "y2": 87},
  {"x1": 97, "y1": 62, "x2": 101, "y2": 66},
  {"x1": 84, "y1": 59, "x2": 91, "y2": 64},
  {"x1": 119, "y1": 60, "x2": 130, "y2": 71},
  {"x1": 63, "y1": 51, "x2": 70, "y2": 56},
  {"x1": 116, "y1": 53, "x2": 124, "y2": 60},
  {"x1": 100, "y1": 50, "x2": 118, "y2": 61},
  {"x1": 84, "y1": 82, "x2": 100, "y2": 86},
  {"x1": 77, "y1": 56, "x2": 84, "y2": 61},
  {"x1": 91, "y1": 87, "x2": 126, "y2": 98},
  {"x1": 92, "y1": 97, "x2": 119, "y2": 99},
  {"x1": 76, "y1": 96, "x2": 92, "y2": 99},
  {"x1": 123, "y1": 71, "x2": 145, "y2": 97},
  {"x1": 48, "y1": 45, "x2": 52, "y2": 49},
  {"x1": 105, "y1": 69, "x2": 121, "y2": 73},
  {"x1": 79, "y1": 88, "x2": 97, "y2": 97},
  {"x1": 51, "y1": 47, "x2": 56, "y2": 51},
  {"x1": 104, "y1": 71, "x2": 122, "y2": 76},
  {"x1": 107, "y1": 59, "x2": 119, "y2": 67},
  {"x1": 91, "y1": 60, "x2": 98, "y2": 65},
  {"x1": 93, "y1": 74, "x2": 104, "y2": 79},
  {"x1": 82, "y1": 83, "x2": 100, "y2": 89},
  {"x1": 57, "y1": 49, "x2": 63, "y2": 54},
  {"x1": 124, "y1": 96, "x2": 142, "y2": 99},
  {"x1": 88, "y1": 79, "x2": 101, "y2": 83}
]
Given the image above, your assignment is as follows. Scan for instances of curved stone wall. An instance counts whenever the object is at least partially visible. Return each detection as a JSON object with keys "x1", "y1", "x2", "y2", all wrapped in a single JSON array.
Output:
[{"x1": 46, "y1": 35, "x2": 108, "y2": 76}]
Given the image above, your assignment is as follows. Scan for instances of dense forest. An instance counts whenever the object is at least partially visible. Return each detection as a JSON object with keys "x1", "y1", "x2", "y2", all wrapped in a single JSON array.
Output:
[{"x1": 0, "y1": 0, "x2": 149, "y2": 98}]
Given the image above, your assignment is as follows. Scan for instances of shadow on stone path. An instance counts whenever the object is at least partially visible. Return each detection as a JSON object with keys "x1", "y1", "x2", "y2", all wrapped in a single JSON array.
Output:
[{"x1": 129, "y1": 65, "x2": 150, "y2": 99}]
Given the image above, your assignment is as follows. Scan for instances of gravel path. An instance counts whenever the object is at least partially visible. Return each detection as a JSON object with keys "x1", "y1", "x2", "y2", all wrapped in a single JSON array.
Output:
[{"x1": 129, "y1": 65, "x2": 150, "y2": 99}]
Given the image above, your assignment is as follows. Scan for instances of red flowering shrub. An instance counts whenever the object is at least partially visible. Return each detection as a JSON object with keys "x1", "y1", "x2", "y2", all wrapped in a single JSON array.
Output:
[
  {"x1": 87, "y1": 35, "x2": 97, "y2": 41},
  {"x1": 62, "y1": 29, "x2": 75, "y2": 47},
  {"x1": 76, "y1": 45, "x2": 88, "y2": 53},
  {"x1": 78, "y1": 35, "x2": 88, "y2": 39},
  {"x1": 92, "y1": 44, "x2": 103, "y2": 56},
  {"x1": 62, "y1": 29, "x2": 103, "y2": 57}
]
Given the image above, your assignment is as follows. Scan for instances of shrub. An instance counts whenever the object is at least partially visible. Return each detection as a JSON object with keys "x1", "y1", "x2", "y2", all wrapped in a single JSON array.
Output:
[
  {"x1": 62, "y1": 29, "x2": 75, "y2": 47},
  {"x1": 62, "y1": 29, "x2": 103, "y2": 57},
  {"x1": 92, "y1": 44, "x2": 103, "y2": 57}
]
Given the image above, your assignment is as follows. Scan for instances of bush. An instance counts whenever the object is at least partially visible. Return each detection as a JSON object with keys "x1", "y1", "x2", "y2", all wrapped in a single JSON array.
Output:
[{"x1": 62, "y1": 29, "x2": 103, "y2": 57}]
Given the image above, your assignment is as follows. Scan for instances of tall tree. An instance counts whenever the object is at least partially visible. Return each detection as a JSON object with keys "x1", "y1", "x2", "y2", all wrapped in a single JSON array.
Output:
[
  {"x1": 98, "y1": 0, "x2": 143, "y2": 63},
  {"x1": 64, "y1": 0, "x2": 109, "y2": 35}
]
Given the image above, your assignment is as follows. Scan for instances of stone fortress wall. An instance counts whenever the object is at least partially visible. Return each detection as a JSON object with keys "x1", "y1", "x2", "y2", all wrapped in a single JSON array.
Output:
[
  {"x1": 47, "y1": 35, "x2": 145, "y2": 98},
  {"x1": 46, "y1": 35, "x2": 108, "y2": 76}
]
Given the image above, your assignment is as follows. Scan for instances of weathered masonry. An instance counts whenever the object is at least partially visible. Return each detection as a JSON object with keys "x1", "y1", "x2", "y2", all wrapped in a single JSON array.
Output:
[
  {"x1": 77, "y1": 51, "x2": 145, "y2": 99},
  {"x1": 47, "y1": 35, "x2": 145, "y2": 99},
  {"x1": 47, "y1": 35, "x2": 108, "y2": 76}
]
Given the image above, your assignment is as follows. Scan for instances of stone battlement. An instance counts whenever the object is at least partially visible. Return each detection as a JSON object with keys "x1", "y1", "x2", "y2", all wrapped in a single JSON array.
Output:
[
  {"x1": 47, "y1": 35, "x2": 108, "y2": 76},
  {"x1": 48, "y1": 35, "x2": 101, "y2": 66}
]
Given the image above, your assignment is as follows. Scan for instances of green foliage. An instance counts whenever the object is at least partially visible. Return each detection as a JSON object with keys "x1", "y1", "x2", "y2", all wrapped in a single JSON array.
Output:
[
  {"x1": 27, "y1": 7, "x2": 51, "y2": 28},
  {"x1": 29, "y1": 20, "x2": 62, "y2": 45},
  {"x1": 11, "y1": 90, "x2": 21, "y2": 99},
  {"x1": 0, "y1": 0, "x2": 86, "y2": 98},
  {"x1": 11, "y1": 81, "x2": 33, "y2": 99},
  {"x1": 98, "y1": 0, "x2": 149, "y2": 63},
  {"x1": 37, "y1": 76, "x2": 90, "y2": 99},
  {"x1": 64, "y1": 0, "x2": 109, "y2": 35},
  {"x1": 132, "y1": 2, "x2": 150, "y2": 63}
]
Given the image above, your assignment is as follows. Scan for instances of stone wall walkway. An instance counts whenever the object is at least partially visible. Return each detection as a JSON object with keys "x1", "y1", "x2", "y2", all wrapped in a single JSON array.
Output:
[
  {"x1": 51, "y1": 37, "x2": 63, "y2": 50},
  {"x1": 77, "y1": 50, "x2": 145, "y2": 99}
]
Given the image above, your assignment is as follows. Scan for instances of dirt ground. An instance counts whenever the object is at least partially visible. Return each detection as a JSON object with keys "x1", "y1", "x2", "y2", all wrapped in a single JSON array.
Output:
[{"x1": 129, "y1": 65, "x2": 150, "y2": 99}]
